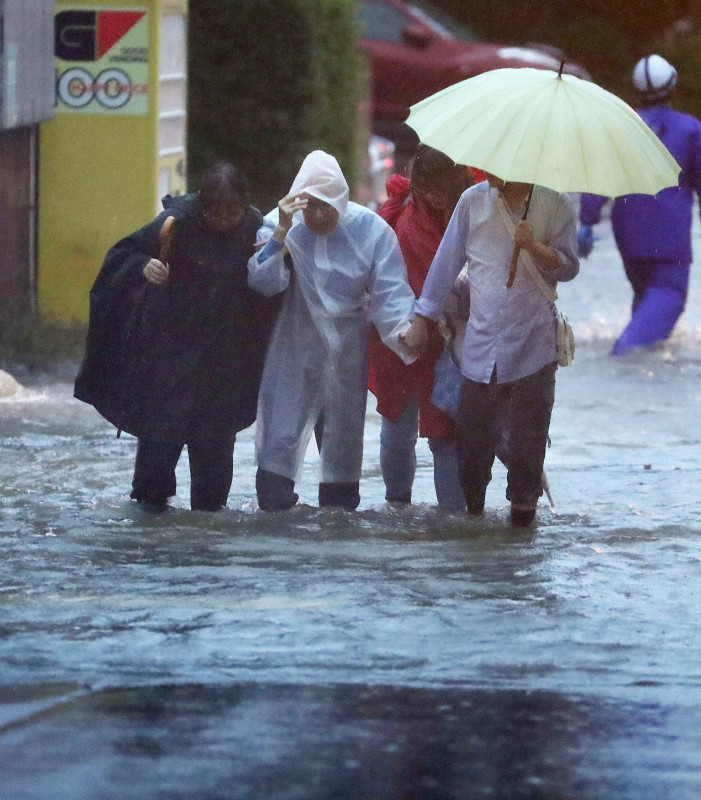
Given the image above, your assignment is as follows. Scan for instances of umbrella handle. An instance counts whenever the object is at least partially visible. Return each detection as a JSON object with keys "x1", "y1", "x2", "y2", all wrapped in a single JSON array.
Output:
[
  {"x1": 158, "y1": 215, "x2": 175, "y2": 264},
  {"x1": 506, "y1": 244, "x2": 520, "y2": 288},
  {"x1": 505, "y1": 185, "x2": 534, "y2": 289}
]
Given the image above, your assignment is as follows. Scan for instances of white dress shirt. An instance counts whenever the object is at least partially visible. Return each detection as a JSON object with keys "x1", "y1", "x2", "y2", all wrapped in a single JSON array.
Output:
[{"x1": 415, "y1": 182, "x2": 579, "y2": 384}]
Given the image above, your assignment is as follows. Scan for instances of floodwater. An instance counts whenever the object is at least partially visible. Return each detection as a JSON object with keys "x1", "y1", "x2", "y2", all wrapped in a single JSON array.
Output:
[{"x1": 1, "y1": 217, "x2": 701, "y2": 799}]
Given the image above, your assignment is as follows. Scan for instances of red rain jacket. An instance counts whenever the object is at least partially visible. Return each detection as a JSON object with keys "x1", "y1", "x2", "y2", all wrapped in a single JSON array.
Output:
[{"x1": 368, "y1": 174, "x2": 454, "y2": 438}]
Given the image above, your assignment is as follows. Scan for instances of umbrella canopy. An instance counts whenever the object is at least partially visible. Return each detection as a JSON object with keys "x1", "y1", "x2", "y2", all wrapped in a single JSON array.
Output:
[{"x1": 405, "y1": 67, "x2": 681, "y2": 197}]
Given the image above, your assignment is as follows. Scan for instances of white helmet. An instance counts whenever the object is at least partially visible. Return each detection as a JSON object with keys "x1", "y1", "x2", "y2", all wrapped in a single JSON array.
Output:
[{"x1": 632, "y1": 55, "x2": 677, "y2": 101}]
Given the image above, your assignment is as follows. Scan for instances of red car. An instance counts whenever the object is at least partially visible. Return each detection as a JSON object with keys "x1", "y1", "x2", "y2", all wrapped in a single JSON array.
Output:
[{"x1": 358, "y1": 0, "x2": 591, "y2": 134}]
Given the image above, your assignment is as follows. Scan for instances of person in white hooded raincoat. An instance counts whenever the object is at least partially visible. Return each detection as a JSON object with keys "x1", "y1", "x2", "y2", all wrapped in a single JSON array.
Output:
[{"x1": 248, "y1": 151, "x2": 416, "y2": 511}]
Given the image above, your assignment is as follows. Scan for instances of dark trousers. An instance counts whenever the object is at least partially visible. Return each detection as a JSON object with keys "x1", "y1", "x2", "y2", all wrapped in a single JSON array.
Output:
[
  {"x1": 131, "y1": 426, "x2": 236, "y2": 510},
  {"x1": 456, "y1": 362, "x2": 557, "y2": 507}
]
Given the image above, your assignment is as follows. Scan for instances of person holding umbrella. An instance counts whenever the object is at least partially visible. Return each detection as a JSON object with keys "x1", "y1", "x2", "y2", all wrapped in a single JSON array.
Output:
[
  {"x1": 398, "y1": 64, "x2": 681, "y2": 524},
  {"x1": 578, "y1": 55, "x2": 701, "y2": 355},
  {"x1": 74, "y1": 163, "x2": 280, "y2": 511},
  {"x1": 403, "y1": 173, "x2": 579, "y2": 526}
]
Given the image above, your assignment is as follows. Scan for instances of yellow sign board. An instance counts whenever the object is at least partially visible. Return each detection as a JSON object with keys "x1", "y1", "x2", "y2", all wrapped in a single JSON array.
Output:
[{"x1": 39, "y1": 0, "x2": 188, "y2": 323}]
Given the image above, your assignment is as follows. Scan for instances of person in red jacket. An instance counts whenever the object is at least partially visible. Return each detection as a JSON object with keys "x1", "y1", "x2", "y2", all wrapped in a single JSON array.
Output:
[{"x1": 369, "y1": 145, "x2": 472, "y2": 508}]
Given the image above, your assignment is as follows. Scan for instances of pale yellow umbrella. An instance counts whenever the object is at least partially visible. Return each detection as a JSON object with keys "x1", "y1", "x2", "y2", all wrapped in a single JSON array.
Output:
[
  {"x1": 405, "y1": 66, "x2": 681, "y2": 197},
  {"x1": 406, "y1": 66, "x2": 681, "y2": 285}
]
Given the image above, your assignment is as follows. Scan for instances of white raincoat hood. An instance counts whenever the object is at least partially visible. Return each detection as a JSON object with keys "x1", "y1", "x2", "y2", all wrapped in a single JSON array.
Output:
[{"x1": 289, "y1": 150, "x2": 349, "y2": 218}]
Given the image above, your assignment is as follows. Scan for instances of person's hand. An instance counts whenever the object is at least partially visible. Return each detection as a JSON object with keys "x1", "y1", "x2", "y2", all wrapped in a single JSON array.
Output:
[
  {"x1": 401, "y1": 316, "x2": 430, "y2": 359},
  {"x1": 577, "y1": 225, "x2": 594, "y2": 258},
  {"x1": 143, "y1": 258, "x2": 169, "y2": 284},
  {"x1": 513, "y1": 220, "x2": 535, "y2": 250},
  {"x1": 273, "y1": 194, "x2": 308, "y2": 242}
]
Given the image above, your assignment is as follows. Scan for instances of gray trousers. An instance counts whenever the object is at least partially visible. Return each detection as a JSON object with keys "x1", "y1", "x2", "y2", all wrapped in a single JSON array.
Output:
[{"x1": 456, "y1": 362, "x2": 557, "y2": 506}]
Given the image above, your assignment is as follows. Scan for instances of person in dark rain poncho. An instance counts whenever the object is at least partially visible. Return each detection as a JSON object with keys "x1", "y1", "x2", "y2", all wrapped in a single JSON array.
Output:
[{"x1": 74, "y1": 163, "x2": 279, "y2": 511}]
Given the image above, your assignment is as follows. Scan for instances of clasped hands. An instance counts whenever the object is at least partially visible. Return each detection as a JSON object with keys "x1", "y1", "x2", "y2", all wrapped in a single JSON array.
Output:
[{"x1": 400, "y1": 315, "x2": 430, "y2": 359}]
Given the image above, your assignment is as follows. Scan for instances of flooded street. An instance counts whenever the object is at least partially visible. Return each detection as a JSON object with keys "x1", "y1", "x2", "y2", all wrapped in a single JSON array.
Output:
[{"x1": 1, "y1": 218, "x2": 701, "y2": 798}]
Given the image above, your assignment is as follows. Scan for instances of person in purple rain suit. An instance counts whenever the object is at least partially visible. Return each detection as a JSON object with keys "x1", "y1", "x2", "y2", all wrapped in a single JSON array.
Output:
[{"x1": 578, "y1": 55, "x2": 701, "y2": 354}]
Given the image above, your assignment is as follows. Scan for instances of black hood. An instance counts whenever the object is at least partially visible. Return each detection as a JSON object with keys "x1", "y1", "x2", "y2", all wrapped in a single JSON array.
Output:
[
  {"x1": 161, "y1": 193, "x2": 263, "y2": 231},
  {"x1": 161, "y1": 193, "x2": 199, "y2": 217}
]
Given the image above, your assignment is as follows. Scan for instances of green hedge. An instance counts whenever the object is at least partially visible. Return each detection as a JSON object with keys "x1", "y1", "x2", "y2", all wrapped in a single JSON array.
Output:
[{"x1": 188, "y1": 0, "x2": 362, "y2": 213}]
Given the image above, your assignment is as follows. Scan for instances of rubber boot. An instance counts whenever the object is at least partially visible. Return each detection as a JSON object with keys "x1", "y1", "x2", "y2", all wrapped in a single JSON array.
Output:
[
  {"x1": 319, "y1": 482, "x2": 361, "y2": 511},
  {"x1": 386, "y1": 491, "x2": 412, "y2": 505},
  {"x1": 510, "y1": 501, "x2": 537, "y2": 527},
  {"x1": 133, "y1": 498, "x2": 169, "y2": 514},
  {"x1": 256, "y1": 468, "x2": 299, "y2": 512},
  {"x1": 611, "y1": 286, "x2": 685, "y2": 355},
  {"x1": 130, "y1": 438, "x2": 180, "y2": 509},
  {"x1": 465, "y1": 488, "x2": 486, "y2": 516}
]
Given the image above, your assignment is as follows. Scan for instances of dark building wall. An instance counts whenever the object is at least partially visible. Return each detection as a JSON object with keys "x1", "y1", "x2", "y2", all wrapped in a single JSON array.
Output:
[
  {"x1": 0, "y1": 0, "x2": 54, "y2": 315},
  {"x1": 0, "y1": 126, "x2": 35, "y2": 316}
]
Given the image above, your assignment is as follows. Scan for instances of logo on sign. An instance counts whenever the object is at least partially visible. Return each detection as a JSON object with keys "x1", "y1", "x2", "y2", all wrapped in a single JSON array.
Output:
[
  {"x1": 55, "y1": 10, "x2": 146, "y2": 62},
  {"x1": 57, "y1": 67, "x2": 146, "y2": 109},
  {"x1": 54, "y1": 8, "x2": 149, "y2": 114}
]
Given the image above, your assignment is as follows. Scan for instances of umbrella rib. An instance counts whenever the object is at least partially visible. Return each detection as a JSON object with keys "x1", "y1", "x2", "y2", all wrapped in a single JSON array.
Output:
[
  {"x1": 474, "y1": 79, "x2": 554, "y2": 184},
  {"x1": 577, "y1": 82, "x2": 676, "y2": 195},
  {"x1": 592, "y1": 97, "x2": 645, "y2": 196},
  {"x1": 530, "y1": 78, "x2": 559, "y2": 187},
  {"x1": 563, "y1": 81, "x2": 593, "y2": 193}
]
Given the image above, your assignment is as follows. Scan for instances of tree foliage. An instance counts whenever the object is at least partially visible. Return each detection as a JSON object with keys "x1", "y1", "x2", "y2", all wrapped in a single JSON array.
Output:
[
  {"x1": 188, "y1": 0, "x2": 362, "y2": 212},
  {"x1": 430, "y1": 0, "x2": 701, "y2": 114}
]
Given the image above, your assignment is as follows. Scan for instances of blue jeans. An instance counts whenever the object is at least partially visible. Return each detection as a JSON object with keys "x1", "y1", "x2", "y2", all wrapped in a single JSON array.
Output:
[{"x1": 379, "y1": 395, "x2": 465, "y2": 509}]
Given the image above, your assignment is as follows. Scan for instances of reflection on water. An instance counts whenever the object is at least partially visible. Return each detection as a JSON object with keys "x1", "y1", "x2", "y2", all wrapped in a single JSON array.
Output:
[
  {"x1": 2, "y1": 221, "x2": 701, "y2": 797},
  {"x1": 2, "y1": 682, "x2": 701, "y2": 800}
]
